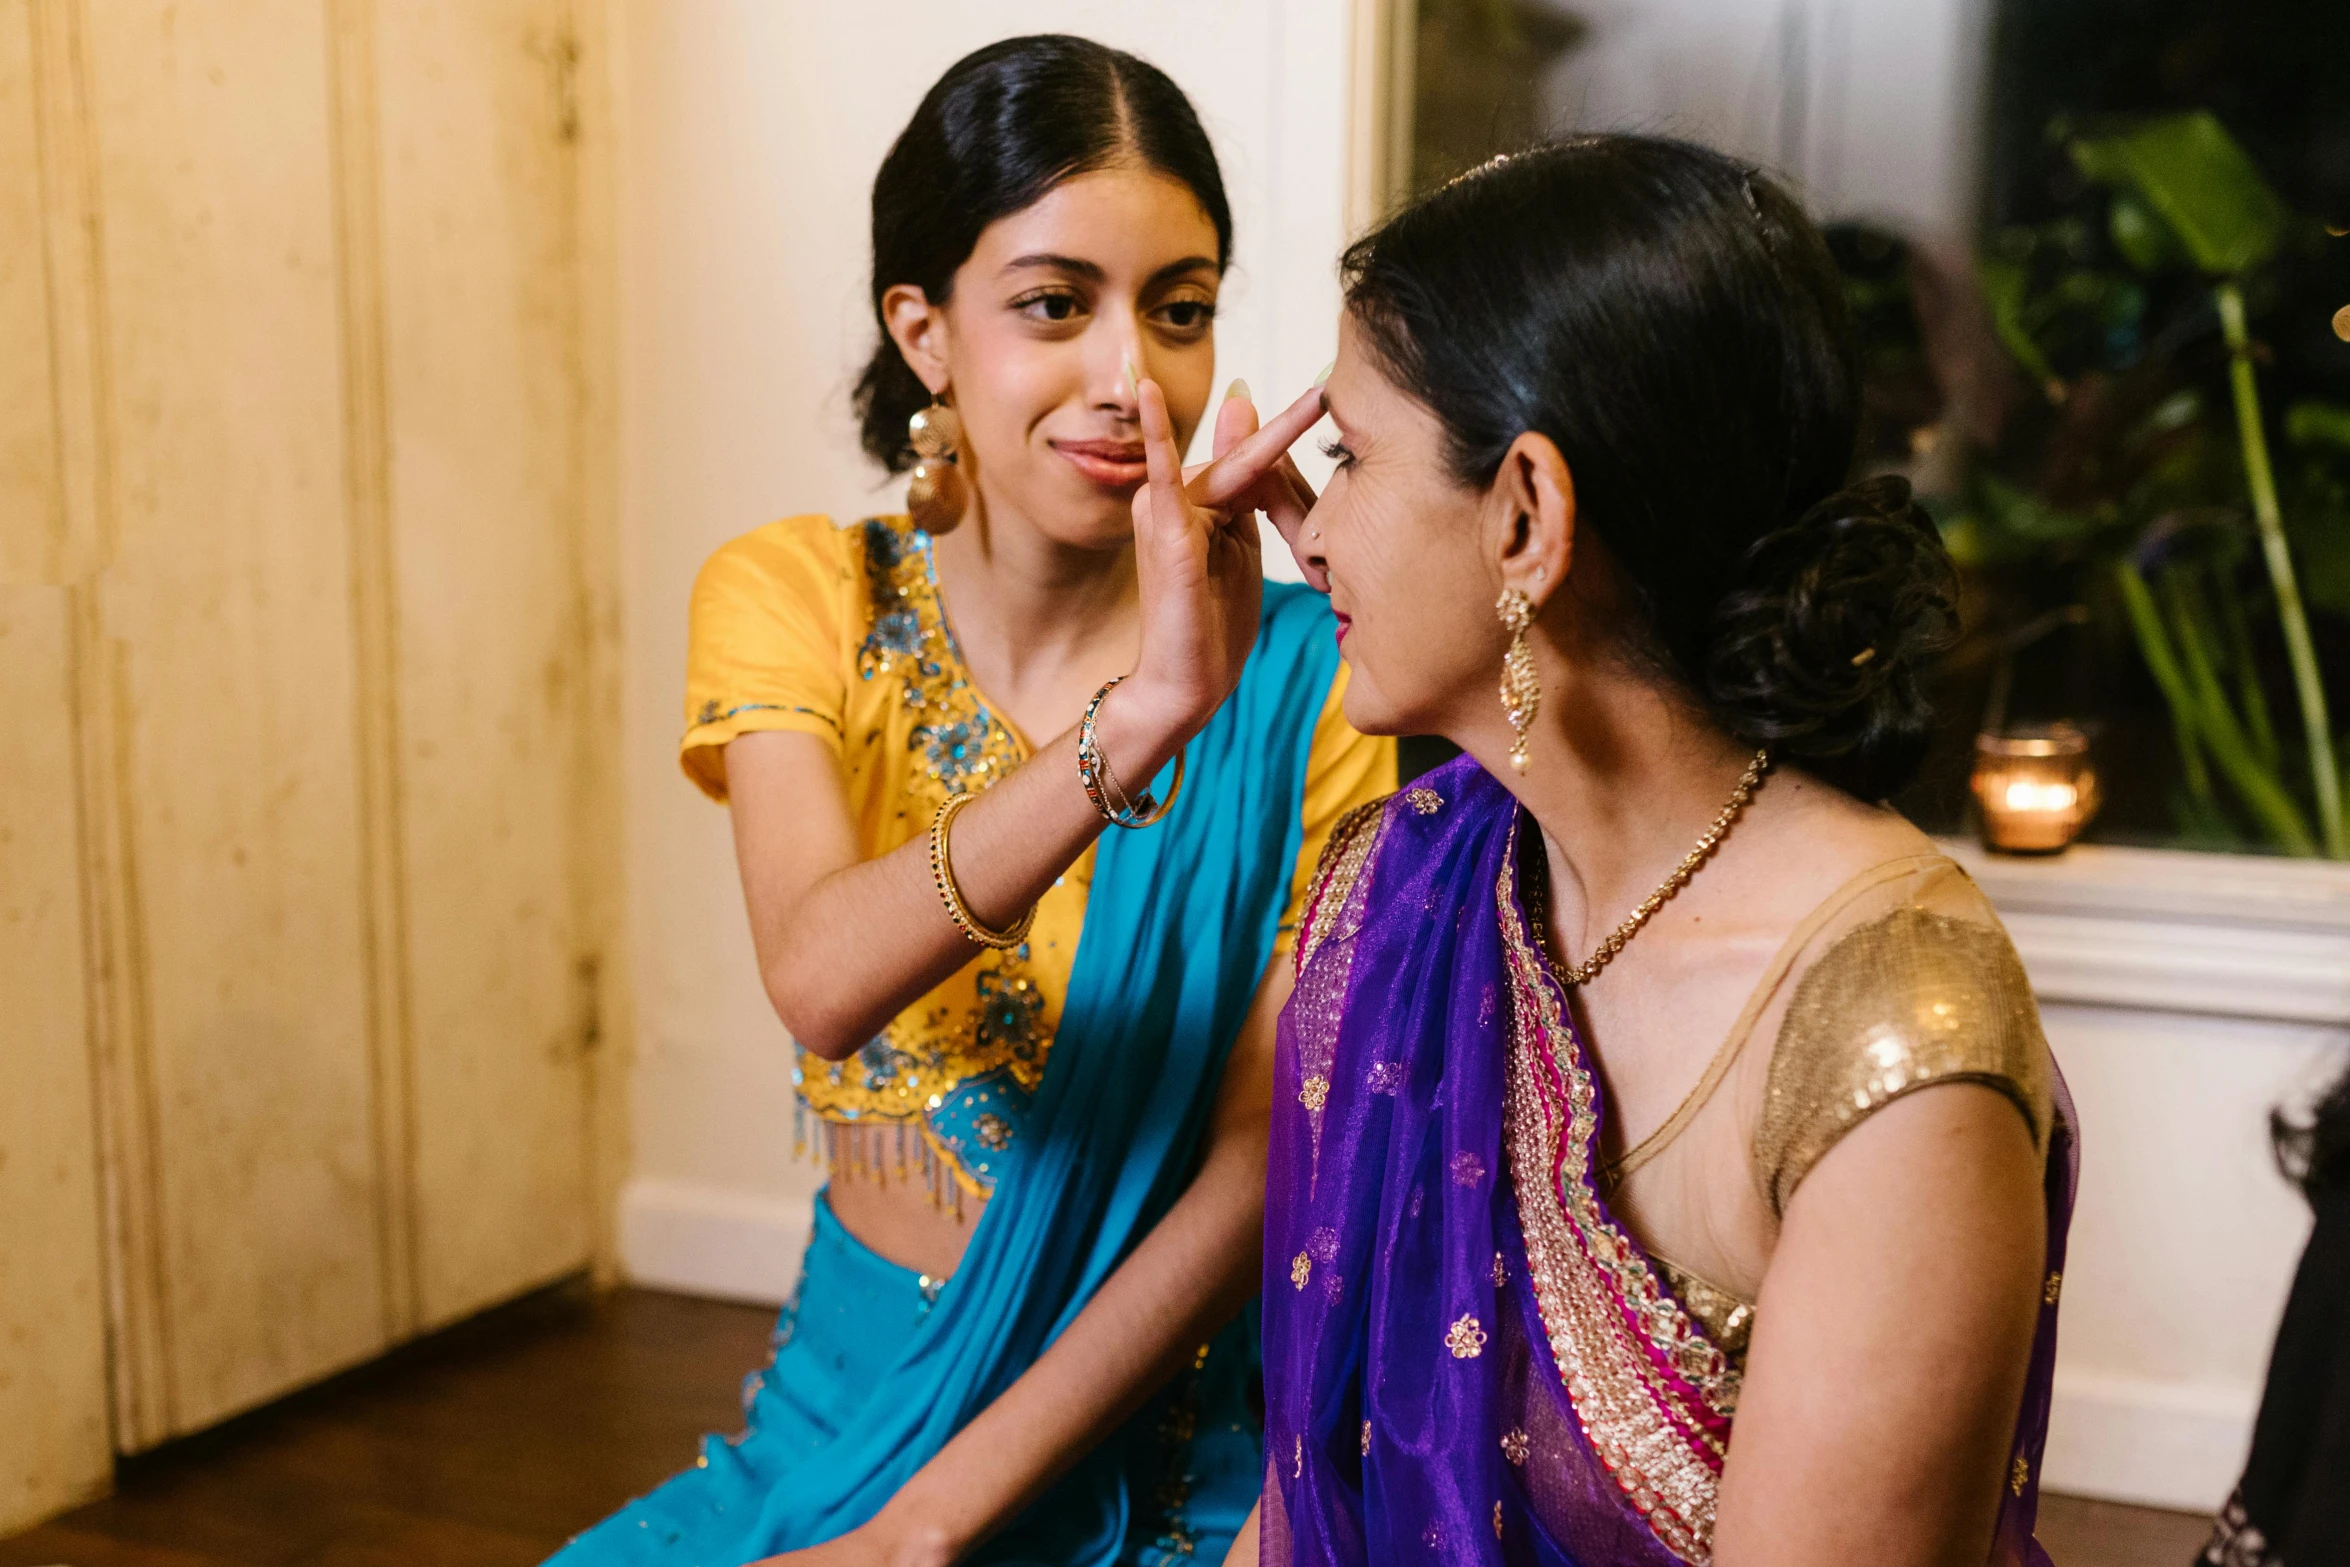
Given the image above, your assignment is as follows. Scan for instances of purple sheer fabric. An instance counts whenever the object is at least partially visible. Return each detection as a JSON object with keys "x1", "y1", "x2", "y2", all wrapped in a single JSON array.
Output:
[{"x1": 1260, "y1": 756, "x2": 2078, "y2": 1565}]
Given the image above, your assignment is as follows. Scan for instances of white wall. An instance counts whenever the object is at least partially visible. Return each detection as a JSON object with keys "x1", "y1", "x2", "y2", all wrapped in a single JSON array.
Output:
[
  {"x1": 611, "y1": 1, "x2": 1365, "y2": 1303},
  {"x1": 1540, "y1": 0, "x2": 1990, "y2": 245},
  {"x1": 1950, "y1": 841, "x2": 2350, "y2": 1511}
]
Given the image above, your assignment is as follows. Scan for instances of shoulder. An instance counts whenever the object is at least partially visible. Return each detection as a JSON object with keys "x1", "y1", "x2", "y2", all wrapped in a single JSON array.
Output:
[
  {"x1": 1755, "y1": 892, "x2": 2054, "y2": 1216},
  {"x1": 691, "y1": 514, "x2": 864, "y2": 601}
]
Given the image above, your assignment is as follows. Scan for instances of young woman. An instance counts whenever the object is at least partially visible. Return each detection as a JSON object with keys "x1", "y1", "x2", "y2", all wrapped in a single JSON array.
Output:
[
  {"x1": 548, "y1": 36, "x2": 1391, "y2": 1567},
  {"x1": 1245, "y1": 138, "x2": 2075, "y2": 1565}
]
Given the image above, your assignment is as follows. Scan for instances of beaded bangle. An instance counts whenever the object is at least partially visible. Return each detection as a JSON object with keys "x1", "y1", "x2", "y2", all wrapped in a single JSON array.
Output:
[
  {"x1": 1077, "y1": 676, "x2": 1186, "y2": 829},
  {"x1": 928, "y1": 790, "x2": 1035, "y2": 950}
]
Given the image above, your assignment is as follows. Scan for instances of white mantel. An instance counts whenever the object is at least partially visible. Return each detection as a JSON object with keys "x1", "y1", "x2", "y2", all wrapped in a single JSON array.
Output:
[{"x1": 1944, "y1": 839, "x2": 2350, "y2": 1510}]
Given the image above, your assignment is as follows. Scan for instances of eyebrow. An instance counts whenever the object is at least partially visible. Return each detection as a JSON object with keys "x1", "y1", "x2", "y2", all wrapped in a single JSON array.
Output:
[{"x1": 999, "y1": 253, "x2": 1221, "y2": 287}]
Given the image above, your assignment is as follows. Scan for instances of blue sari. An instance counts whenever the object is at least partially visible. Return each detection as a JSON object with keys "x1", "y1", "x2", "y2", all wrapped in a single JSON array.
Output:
[{"x1": 550, "y1": 583, "x2": 1340, "y2": 1566}]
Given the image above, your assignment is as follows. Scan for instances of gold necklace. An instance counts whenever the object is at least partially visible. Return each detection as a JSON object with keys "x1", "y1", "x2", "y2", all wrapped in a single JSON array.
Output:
[{"x1": 1541, "y1": 748, "x2": 1771, "y2": 987}]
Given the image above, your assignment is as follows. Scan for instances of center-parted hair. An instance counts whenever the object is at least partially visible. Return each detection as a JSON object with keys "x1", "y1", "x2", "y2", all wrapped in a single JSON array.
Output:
[
  {"x1": 855, "y1": 35, "x2": 1233, "y2": 473},
  {"x1": 1343, "y1": 137, "x2": 1959, "y2": 800}
]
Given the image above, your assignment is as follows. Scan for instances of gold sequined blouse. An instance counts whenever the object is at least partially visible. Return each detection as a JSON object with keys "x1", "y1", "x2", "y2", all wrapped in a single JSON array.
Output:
[
  {"x1": 680, "y1": 514, "x2": 1397, "y2": 1198},
  {"x1": 1604, "y1": 852, "x2": 2056, "y2": 1356}
]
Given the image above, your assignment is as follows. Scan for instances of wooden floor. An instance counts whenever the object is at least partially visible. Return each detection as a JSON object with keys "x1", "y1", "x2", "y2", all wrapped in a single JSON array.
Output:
[
  {"x1": 0, "y1": 1283, "x2": 772, "y2": 1567},
  {"x1": 2, "y1": 1283, "x2": 2217, "y2": 1566}
]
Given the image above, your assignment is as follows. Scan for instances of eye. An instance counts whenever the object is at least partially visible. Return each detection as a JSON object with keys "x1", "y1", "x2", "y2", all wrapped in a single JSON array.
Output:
[
  {"x1": 1013, "y1": 289, "x2": 1086, "y2": 324},
  {"x1": 1318, "y1": 436, "x2": 1357, "y2": 470},
  {"x1": 1152, "y1": 297, "x2": 1216, "y2": 332}
]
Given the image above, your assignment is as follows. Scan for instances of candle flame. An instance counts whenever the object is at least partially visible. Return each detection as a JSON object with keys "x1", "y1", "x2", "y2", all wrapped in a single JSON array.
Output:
[{"x1": 2001, "y1": 778, "x2": 2079, "y2": 814}]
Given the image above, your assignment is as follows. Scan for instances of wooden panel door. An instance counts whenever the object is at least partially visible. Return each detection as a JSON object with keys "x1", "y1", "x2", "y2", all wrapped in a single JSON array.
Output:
[{"x1": 0, "y1": 0, "x2": 609, "y2": 1482}]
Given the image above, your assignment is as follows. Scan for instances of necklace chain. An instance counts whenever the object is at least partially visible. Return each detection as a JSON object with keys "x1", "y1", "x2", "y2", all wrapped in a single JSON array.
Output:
[{"x1": 1547, "y1": 749, "x2": 1772, "y2": 987}]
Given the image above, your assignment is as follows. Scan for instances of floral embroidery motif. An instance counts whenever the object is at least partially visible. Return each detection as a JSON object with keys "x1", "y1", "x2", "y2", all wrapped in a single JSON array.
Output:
[
  {"x1": 1367, "y1": 1060, "x2": 1404, "y2": 1094},
  {"x1": 1292, "y1": 1252, "x2": 1313, "y2": 1290},
  {"x1": 1492, "y1": 1251, "x2": 1509, "y2": 1288},
  {"x1": 1493, "y1": 1500, "x2": 1504, "y2": 1539},
  {"x1": 1499, "y1": 824, "x2": 1735, "y2": 1563},
  {"x1": 1451, "y1": 1151, "x2": 1487, "y2": 1188},
  {"x1": 2011, "y1": 1455, "x2": 2029, "y2": 1496},
  {"x1": 853, "y1": 517, "x2": 1022, "y2": 803},
  {"x1": 1446, "y1": 1314, "x2": 1488, "y2": 1359},
  {"x1": 794, "y1": 518, "x2": 1041, "y2": 1197},
  {"x1": 1361, "y1": 1419, "x2": 1372, "y2": 1455},
  {"x1": 1300, "y1": 1075, "x2": 1330, "y2": 1112},
  {"x1": 1501, "y1": 1428, "x2": 1530, "y2": 1464},
  {"x1": 1407, "y1": 786, "x2": 1443, "y2": 815},
  {"x1": 2044, "y1": 1270, "x2": 2063, "y2": 1305}
]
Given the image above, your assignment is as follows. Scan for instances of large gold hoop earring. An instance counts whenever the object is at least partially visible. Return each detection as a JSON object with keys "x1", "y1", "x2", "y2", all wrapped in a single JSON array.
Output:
[
  {"x1": 1497, "y1": 587, "x2": 1539, "y2": 773},
  {"x1": 906, "y1": 398, "x2": 967, "y2": 535}
]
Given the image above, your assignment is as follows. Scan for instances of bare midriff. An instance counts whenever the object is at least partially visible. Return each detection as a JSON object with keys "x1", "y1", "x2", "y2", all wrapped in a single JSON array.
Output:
[{"x1": 822, "y1": 1126, "x2": 986, "y2": 1279}]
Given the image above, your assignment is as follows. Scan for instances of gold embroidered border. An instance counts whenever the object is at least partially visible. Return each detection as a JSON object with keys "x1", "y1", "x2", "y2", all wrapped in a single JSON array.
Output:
[
  {"x1": 1497, "y1": 828, "x2": 1737, "y2": 1565},
  {"x1": 1294, "y1": 795, "x2": 1391, "y2": 975}
]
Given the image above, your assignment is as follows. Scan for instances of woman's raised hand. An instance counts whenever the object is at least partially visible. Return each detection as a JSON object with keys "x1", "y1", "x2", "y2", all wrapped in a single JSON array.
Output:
[
  {"x1": 1124, "y1": 374, "x2": 1328, "y2": 740},
  {"x1": 1205, "y1": 385, "x2": 1327, "y2": 592}
]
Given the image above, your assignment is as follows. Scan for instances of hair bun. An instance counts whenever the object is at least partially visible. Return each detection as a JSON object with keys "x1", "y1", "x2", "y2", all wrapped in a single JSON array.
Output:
[{"x1": 1703, "y1": 474, "x2": 1959, "y2": 799}]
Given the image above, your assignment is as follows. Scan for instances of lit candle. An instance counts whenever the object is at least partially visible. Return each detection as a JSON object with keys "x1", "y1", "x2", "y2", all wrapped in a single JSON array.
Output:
[{"x1": 1973, "y1": 724, "x2": 2101, "y2": 854}]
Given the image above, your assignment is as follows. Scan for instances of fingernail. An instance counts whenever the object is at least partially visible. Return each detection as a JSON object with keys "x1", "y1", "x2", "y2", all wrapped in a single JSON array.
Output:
[
  {"x1": 1122, "y1": 355, "x2": 1141, "y2": 396},
  {"x1": 1225, "y1": 377, "x2": 1250, "y2": 403},
  {"x1": 1313, "y1": 359, "x2": 1335, "y2": 389}
]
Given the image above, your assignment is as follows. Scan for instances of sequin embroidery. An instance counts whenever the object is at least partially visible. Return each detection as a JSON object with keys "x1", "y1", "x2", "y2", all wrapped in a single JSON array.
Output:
[
  {"x1": 1500, "y1": 821, "x2": 1736, "y2": 1564},
  {"x1": 794, "y1": 517, "x2": 1041, "y2": 1196}
]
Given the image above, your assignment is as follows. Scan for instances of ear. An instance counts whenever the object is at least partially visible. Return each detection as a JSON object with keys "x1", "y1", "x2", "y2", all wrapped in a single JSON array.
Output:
[
  {"x1": 1488, "y1": 430, "x2": 1577, "y2": 607},
  {"x1": 882, "y1": 283, "x2": 952, "y2": 396}
]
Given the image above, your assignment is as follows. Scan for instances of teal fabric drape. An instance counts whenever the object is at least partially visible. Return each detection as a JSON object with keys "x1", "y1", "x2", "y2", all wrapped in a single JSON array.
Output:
[{"x1": 550, "y1": 582, "x2": 1338, "y2": 1566}]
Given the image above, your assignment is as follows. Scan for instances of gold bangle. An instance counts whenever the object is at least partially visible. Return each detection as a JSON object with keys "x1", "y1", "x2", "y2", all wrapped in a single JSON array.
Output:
[{"x1": 928, "y1": 790, "x2": 1034, "y2": 950}]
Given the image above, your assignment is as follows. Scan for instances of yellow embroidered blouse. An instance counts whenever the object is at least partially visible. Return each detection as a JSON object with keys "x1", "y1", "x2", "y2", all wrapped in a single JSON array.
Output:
[{"x1": 682, "y1": 514, "x2": 1396, "y2": 1198}]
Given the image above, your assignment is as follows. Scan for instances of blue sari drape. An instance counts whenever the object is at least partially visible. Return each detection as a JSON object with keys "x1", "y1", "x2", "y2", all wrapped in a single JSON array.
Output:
[{"x1": 552, "y1": 583, "x2": 1340, "y2": 1566}]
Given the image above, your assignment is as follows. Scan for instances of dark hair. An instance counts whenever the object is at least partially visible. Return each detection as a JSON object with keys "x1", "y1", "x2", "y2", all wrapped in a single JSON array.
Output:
[
  {"x1": 855, "y1": 35, "x2": 1233, "y2": 472},
  {"x1": 1341, "y1": 137, "x2": 1960, "y2": 800},
  {"x1": 2276, "y1": 1058, "x2": 2350, "y2": 1197}
]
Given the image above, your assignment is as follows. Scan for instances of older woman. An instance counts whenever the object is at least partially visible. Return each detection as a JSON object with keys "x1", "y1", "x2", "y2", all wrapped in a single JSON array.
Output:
[{"x1": 1239, "y1": 137, "x2": 2076, "y2": 1565}]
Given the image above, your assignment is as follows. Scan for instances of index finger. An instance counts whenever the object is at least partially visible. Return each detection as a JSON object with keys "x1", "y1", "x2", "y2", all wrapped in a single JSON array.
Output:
[
  {"x1": 1186, "y1": 385, "x2": 1327, "y2": 509},
  {"x1": 1139, "y1": 377, "x2": 1185, "y2": 495}
]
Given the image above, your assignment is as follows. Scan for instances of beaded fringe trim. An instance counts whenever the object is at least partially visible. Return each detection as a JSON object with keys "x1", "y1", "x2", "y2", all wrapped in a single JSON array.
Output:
[{"x1": 795, "y1": 1099, "x2": 973, "y2": 1220}]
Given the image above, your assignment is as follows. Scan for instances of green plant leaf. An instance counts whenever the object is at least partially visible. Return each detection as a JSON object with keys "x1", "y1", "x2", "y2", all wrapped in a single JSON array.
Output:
[
  {"x1": 2108, "y1": 191, "x2": 2191, "y2": 273},
  {"x1": 1973, "y1": 472, "x2": 2102, "y2": 545},
  {"x1": 2288, "y1": 401, "x2": 2350, "y2": 452},
  {"x1": 1978, "y1": 257, "x2": 2062, "y2": 393},
  {"x1": 2070, "y1": 112, "x2": 2290, "y2": 276}
]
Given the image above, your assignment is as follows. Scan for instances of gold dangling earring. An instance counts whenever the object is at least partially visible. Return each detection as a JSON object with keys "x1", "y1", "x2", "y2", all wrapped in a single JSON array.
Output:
[
  {"x1": 1497, "y1": 587, "x2": 1539, "y2": 773},
  {"x1": 906, "y1": 397, "x2": 967, "y2": 535}
]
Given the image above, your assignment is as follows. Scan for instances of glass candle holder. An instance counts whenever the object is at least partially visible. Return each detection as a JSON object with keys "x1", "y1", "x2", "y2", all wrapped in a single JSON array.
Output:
[{"x1": 1973, "y1": 723, "x2": 2101, "y2": 854}]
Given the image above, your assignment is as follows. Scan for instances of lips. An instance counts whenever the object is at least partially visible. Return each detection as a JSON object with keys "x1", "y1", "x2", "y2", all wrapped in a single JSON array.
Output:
[
  {"x1": 1334, "y1": 611, "x2": 1352, "y2": 644},
  {"x1": 1052, "y1": 439, "x2": 1148, "y2": 488}
]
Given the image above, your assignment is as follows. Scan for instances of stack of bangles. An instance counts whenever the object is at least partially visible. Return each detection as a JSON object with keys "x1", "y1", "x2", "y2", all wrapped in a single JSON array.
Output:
[{"x1": 928, "y1": 675, "x2": 1187, "y2": 951}]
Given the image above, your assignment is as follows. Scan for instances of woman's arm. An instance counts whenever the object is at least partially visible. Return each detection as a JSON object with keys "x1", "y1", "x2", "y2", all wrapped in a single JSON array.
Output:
[
  {"x1": 1713, "y1": 1083, "x2": 2047, "y2": 1566},
  {"x1": 761, "y1": 959, "x2": 1291, "y2": 1566},
  {"x1": 732, "y1": 384, "x2": 1325, "y2": 1058},
  {"x1": 1221, "y1": 1503, "x2": 1263, "y2": 1567}
]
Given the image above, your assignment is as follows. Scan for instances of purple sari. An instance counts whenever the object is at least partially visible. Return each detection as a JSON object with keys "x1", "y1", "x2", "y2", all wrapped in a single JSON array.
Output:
[{"x1": 1260, "y1": 756, "x2": 2077, "y2": 1564}]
